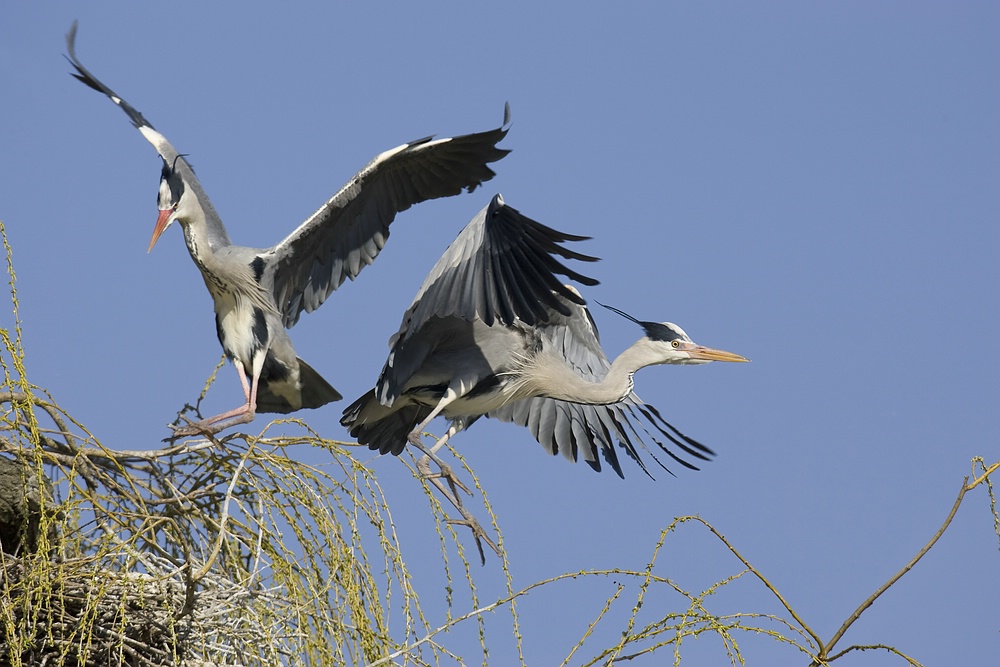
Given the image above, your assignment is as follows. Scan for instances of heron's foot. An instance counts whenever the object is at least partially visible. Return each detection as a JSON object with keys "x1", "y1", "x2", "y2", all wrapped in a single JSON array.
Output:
[
  {"x1": 164, "y1": 405, "x2": 253, "y2": 441},
  {"x1": 416, "y1": 453, "x2": 472, "y2": 500},
  {"x1": 421, "y1": 471, "x2": 499, "y2": 564},
  {"x1": 416, "y1": 460, "x2": 498, "y2": 563},
  {"x1": 165, "y1": 415, "x2": 219, "y2": 441},
  {"x1": 446, "y1": 514, "x2": 500, "y2": 565}
]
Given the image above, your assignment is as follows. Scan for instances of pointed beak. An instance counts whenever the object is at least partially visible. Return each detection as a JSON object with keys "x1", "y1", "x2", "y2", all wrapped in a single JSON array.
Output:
[
  {"x1": 687, "y1": 346, "x2": 750, "y2": 363},
  {"x1": 149, "y1": 208, "x2": 173, "y2": 253}
]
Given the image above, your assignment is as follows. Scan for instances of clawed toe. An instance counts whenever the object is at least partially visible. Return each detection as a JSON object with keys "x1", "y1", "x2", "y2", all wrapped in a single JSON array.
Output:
[
  {"x1": 417, "y1": 456, "x2": 472, "y2": 500},
  {"x1": 436, "y1": 460, "x2": 472, "y2": 497},
  {"x1": 413, "y1": 446, "x2": 499, "y2": 563},
  {"x1": 164, "y1": 415, "x2": 209, "y2": 441},
  {"x1": 446, "y1": 515, "x2": 500, "y2": 565},
  {"x1": 163, "y1": 404, "x2": 254, "y2": 441}
]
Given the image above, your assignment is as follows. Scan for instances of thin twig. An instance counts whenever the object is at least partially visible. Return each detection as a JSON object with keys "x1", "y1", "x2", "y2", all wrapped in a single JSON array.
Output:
[
  {"x1": 826, "y1": 642, "x2": 924, "y2": 666},
  {"x1": 816, "y1": 476, "x2": 971, "y2": 664},
  {"x1": 680, "y1": 516, "x2": 823, "y2": 652}
]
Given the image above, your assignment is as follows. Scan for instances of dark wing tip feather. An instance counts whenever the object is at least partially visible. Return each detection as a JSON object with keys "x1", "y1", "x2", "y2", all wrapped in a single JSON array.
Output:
[
  {"x1": 407, "y1": 134, "x2": 436, "y2": 146},
  {"x1": 595, "y1": 399, "x2": 718, "y2": 479},
  {"x1": 602, "y1": 408, "x2": 656, "y2": 479},
  {"x1": 65, "y1": 21, "x2": 154, "y2": 132},
  {"x1": 65, "y1": 22, "x2": 102, "y2": 92},
  {"x1": 65, "y1": 20, "x2": 80, "y2": 56},
  {"x1": 642, "y1": 404, "x2": 716, "y2": 458},
  {"x1": 600, "y1": 436, "x2": 627, "y2": 479},
  {"x1": 484, "y1": 196, "x2": 601, "y2": 326},
  {"x1": 65, "y1": 22, "x2": 101, "y2": 92}
]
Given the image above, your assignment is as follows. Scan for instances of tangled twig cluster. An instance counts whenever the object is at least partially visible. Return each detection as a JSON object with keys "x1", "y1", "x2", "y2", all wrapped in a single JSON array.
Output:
[{"x1": 0, "y1": 385, "x2": 424, "y2": 666}]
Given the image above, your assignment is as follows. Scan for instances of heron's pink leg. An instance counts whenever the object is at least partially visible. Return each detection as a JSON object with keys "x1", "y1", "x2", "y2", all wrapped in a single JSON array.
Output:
[{"x1": 168, "y1": 363, "x2": 260, "y2": 438}]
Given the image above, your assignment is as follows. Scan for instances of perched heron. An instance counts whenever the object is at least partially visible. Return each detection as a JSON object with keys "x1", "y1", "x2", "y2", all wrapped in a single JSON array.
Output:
[
  {"x1": 66, "y1": 23, "x2": 509, "y2": 437},
  {"x1": 341, "y1": 194, "x2": 748, "y2": 558}
]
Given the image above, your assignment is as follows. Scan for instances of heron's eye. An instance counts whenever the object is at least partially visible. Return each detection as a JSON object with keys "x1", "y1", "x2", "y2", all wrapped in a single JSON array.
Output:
[{"x1": 671, "y1": 340, "x2": 680, "y2": 349}]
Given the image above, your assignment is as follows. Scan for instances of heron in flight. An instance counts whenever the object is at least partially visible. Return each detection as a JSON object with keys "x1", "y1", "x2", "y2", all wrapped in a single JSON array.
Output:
[
  {"x1": 341, "y1": 194, "x2": 747, "y2": 558},
  {"x1": 66, "y1": 23, "x2": 509, "y2": 437}
]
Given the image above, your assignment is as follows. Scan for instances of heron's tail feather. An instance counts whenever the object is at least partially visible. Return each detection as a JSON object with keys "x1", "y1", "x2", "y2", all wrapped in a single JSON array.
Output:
[
  {"x1": 296, "y1": 358, "x2": 342, "y2": 408},
  {"x1": 341, "y1": 391, "x2": 424, "y2": 456},
  {"x1": 256, "y1": 357, "x2": 341, "y2": 413}
]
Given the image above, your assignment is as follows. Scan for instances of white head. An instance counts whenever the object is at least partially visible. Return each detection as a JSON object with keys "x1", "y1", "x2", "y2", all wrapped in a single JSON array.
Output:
[
  {"x1": 641, "y1": 320, "x2": 748, "y2": 365},
  {"x1": 599, "y1": 303, "x2": 749, "y2": 365},
  {"x1": 147, "y1": 158, "x2": 188, "y2": 252}
]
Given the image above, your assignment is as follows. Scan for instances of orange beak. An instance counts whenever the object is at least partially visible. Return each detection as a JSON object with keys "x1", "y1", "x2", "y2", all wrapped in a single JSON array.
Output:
[
  {"x1": 687, "y1": 346, "x2": 750, "y2": 363},
  {"x1": 149, "y1": 208, "x2": 173, "y2": 253}
]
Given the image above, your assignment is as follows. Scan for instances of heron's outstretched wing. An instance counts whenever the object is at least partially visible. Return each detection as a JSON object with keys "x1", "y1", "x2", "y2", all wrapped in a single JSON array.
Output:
[
  {"x1": 391, "y1": 194, "x2": 599, "y2": 344},
  {"x1": 65, "y1": 22, "x2": 231, "y2": 250},
  {"x1": 266, "y1": 108, "x2": 512, "y2": 328},
  {"x1": 489, "y1": 388, "x2": 715, "y2": 478},
  {"x1": 487, "y1": 297, "x2": 715, "y2": 477},
  {"x1": 376, "y1": 195, "x2": 600, "y2": 404}
]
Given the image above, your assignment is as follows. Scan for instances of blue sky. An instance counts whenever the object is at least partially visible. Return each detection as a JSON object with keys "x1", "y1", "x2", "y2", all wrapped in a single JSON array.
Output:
[{"x1": 2, "y1": 2, "x2": 998, "y2": 664}]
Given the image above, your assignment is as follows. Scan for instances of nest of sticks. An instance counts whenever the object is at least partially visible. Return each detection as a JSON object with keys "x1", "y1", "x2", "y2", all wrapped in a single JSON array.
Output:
[{"x1": 0, "y1": 389, "x2": 415, "y2": 667}]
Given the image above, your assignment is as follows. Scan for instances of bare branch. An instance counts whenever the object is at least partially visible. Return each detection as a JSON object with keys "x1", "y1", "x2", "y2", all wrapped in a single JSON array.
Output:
[{"x1": 816, "y1": 466, "x2": 995, "y2": 664}]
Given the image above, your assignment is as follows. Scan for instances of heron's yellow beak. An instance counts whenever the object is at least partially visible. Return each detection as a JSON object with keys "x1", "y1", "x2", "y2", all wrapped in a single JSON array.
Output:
[{"x1": 688, "y1": 346, "x2": 750, "y2": 363}]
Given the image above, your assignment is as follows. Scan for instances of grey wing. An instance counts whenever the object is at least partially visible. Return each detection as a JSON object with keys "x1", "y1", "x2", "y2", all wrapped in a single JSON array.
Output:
[
  {"x1": 487, "y1": 298, "x2": 716, "y2": 477},
  {"x1": 489, "y1": 392, "x2": 715, "y2": 478},
  {"x1": 266, "y1": 106, "x2": 512, "y2": 328},
  {"x1": 376, "y1": 196, "x2": 601, "y2": 404},
  {"x1": 65, "y1": 22, "x2": 231, "y2": 248},
  {"x1": 391, "y1": 194, "x2": 600, "y2": 348}
]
